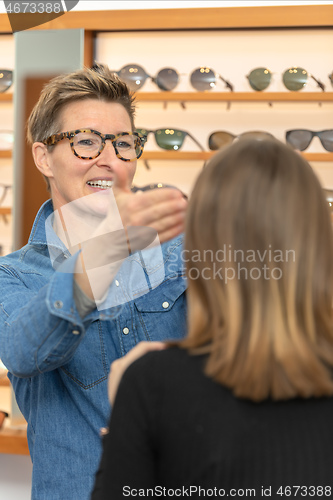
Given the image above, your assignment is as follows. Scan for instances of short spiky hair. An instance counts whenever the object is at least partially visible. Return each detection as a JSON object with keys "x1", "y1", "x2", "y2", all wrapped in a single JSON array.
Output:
[{"x1": 27, "y1": 63, "x2": 136, "y2": 145}]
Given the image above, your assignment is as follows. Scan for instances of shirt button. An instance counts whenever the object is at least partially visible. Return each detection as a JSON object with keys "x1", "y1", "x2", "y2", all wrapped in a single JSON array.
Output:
[
  {"x1": 162, "y1": 301, "x2": 169, "y2": 309},
  {"x1": 122, "y1": 327, "x2": 129, "y2": 335},
  {"x1": 54, "y1": 300, "x2": 63, "y2": 309},
  {"x1": 115, "y1": 280, "x2": 120, "y2": 287},
  {"x1": 72, "y1": 329, "x2": 80, "y2": 335}
]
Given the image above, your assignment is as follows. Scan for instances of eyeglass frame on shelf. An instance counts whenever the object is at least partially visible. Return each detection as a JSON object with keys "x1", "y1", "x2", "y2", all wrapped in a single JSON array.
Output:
[
  {"x1": 111, "y1": 63, "x2": 234, "y2": 92},
  {"x1": 246, "y1": 67, "x2": 325, "y2": 92}
]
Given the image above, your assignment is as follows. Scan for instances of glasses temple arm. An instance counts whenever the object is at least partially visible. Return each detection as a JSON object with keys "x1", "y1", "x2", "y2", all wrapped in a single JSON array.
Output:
[
  {"x1": 218, "y1": 75, "x2": 234, "y2": 92},
  {"x1": 187, "y1": 132, "x2": 205, "y2": 151},
  {"x1": 310, "y1": 75, "x2": 325, "y2": 92},
  {"x1": 0, "y1": 185, "x2": 11, "y2": 207},
  {"x1": 143, "y1": 159, "x2": 151, "y2": 170}
]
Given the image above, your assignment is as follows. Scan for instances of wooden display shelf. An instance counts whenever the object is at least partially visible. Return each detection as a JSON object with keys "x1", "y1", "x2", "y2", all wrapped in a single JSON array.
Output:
[
  {"x1": 303, "y1": 153, "x2": 333, "y2": 162},
  {"x1": 142, "y1": 151, "x2": 211, "y2": 161},
  {"x1": 135, "y1": 92, "x2": 333, "y2": 103},
  {"x1": 142, "y1": 151, "x2": 333, "y2": 162},
  {"x1": 3, "y1": 92, "x2": 333, "y2": 105},
  {"x1": 0, "y1": 93, "x2": 13, "y2": 103},
  {"x1": 0, "y1": 150, "x2": 12, "y2": 158},
  {"x1": 0, "y1": 207, "x2": 11, "y2": 215},
  {"x1": 0, "y1": 5, "x2": 332, "y2": 33},
  {"x1": 0, "y1": 427, "x2": 29, "y2": 455},
  {"x1": 3, "y1": 90, "x2": 332, "y2": 105}
]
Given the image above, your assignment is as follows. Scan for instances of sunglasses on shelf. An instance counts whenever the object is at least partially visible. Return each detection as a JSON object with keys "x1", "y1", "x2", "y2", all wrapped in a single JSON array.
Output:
[
  {"x1": 208, "y1": 130, "x2": 275, "y2": 150},
  {"x1": 136, "y1": 128, "x2": 205, "y2": 171},
  {"x1": 246, "y1": 67, "x2": 325, "y2": 92},
  {"x1": 113, "y1": 64, "x2": 234, "y2": 92},
  {"x1": 0, "y1": 70, "x2": 13, "y2": 93},
  {"x1": 329, "y1": 72, "x2": 333, "y2": 86},
  {"x1": 136, "y1": 128, "x2": 205, "y2": 151},
  {"x1": 285, "y1": 129, "x2": 333, "y2": 152}
]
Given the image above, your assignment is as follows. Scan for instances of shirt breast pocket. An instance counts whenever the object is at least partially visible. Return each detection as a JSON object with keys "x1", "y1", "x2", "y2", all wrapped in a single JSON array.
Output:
[
  {"x1": 134, "y1": 276, "x2": 187, "y2": 342},
  {"x1": 60, "y1": 320, "x2": 109, "y2": 389}
]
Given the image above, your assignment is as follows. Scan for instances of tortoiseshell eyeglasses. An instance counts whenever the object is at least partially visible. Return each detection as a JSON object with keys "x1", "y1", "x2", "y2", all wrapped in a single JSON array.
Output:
[{"x1": 43, "y1": 129, "x2": 145, "y2": 161}]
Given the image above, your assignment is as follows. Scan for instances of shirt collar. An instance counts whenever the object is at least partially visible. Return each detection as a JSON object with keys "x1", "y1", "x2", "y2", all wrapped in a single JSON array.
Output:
[{"x1": 28, "y1": 199, "x2": 54, "y2": 246}]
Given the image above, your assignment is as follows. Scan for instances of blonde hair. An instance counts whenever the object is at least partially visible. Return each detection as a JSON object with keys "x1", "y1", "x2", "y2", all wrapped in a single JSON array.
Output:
[
  {"x1": 27, "y1": 63, "x2": 136, "y2": 190},
  {"x1": 181, "y1": 138, "x2": 333, "y2": 401}
]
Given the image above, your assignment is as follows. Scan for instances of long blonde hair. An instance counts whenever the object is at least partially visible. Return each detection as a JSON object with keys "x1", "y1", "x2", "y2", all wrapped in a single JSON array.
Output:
[{"x1": 181, "y1": 138, "x2": 333, "y2": 401}]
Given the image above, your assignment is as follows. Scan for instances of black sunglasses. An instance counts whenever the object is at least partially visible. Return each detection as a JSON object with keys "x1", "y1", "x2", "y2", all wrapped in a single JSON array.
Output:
[
  {"x1": 246, "y1": 67, "x2": 325, "y2": 92},
  {"x1": 114, "y1": 64, "x2": 234, "y2": 92},
  {"x1": 0, "y1": 70, "x2": 13, "y2": 93},
  {"x1": 208, "y1": 130, "x2": 275, "y2": 150},
  {"x1": 286, "y1": 129, "x2": 333, "y2": 152}
]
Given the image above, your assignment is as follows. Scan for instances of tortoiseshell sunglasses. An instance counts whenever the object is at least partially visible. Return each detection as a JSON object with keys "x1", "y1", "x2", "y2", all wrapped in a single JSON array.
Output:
[{"x1": 43, "y1": 129, "x2": 145, "y2": 161}]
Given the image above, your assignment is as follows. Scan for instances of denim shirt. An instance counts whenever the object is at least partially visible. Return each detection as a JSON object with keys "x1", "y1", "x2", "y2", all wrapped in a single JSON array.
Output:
[{"x1": 0, "y1": 200, "x2": 187, "y2": 500}]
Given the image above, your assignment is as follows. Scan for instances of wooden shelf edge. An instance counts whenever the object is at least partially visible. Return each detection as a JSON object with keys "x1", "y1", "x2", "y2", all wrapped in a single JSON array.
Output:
[
  {"x1": 0, "y1": 427, "x2": 29, "y2": 456},
  {"x1": 0, "y1": 5, "x2": 332, "y2": 33},
  {"x1": 142, "y1": 151, "x2": 210, "y2": 161},
  {"x1": 303, "y1": 153, "x2": 333, "y2": 162},
  {"x1": 0, "y1": 207, "x2": 12, "y2": 215},
  {"x1": 141, "y1": 151, "x2": 333, "y2": 162},
  {"x1": 0, "y1": 150, "x2": 12, "y2": 159},
  {"x1": 0, "y1": 93, "x2": 13, "y2": 102},
  {"x1": 3, "y1": 92, "x2": 333, "y2": 105},
  {"x1": 135, "y1": 92, "x2": 333, "y2": 103}
]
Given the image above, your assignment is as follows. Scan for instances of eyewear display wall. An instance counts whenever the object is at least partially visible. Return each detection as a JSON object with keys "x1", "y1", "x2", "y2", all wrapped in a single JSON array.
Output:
[
  {"x1": 110, "y1": 63, "x2": 331, "y2": 93},
  {"x1": 1, "y1": 18, "x2": 332, "y2": 262}
]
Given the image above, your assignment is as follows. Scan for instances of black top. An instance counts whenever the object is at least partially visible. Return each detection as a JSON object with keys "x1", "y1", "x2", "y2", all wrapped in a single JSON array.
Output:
[{"x1": 92, "y1": 347, "x2": 333, "y2": 499}]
